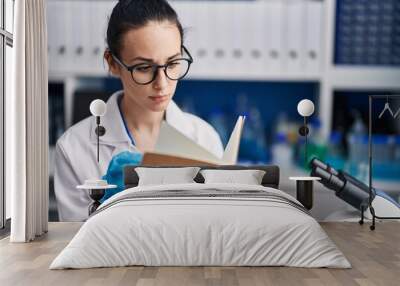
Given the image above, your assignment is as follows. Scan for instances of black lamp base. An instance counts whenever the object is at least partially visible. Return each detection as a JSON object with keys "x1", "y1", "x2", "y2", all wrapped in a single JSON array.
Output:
[
  {"x1": 296, "y1": 180, "x2": 314, "y2": 210},
  {"x1": 88, "y1": 189, "x2": 105, "y2": 215}
]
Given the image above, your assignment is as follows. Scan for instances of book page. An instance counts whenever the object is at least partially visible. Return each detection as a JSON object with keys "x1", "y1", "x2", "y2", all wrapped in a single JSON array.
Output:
[
  {"x1": 148, "y1": 116, "x2": 245, "y2": 165},
  {"x1": 153, "y1": 122, "x2": 221, "y2": 164},
  {"x1": 222, "y1": 116, "x2": 245, "y2": 164}
]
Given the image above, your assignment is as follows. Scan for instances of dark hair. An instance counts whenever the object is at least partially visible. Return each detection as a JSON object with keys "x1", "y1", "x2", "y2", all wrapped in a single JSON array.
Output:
[{"x1": 106, "y1": 0, "x2": 184, "y2": 58}]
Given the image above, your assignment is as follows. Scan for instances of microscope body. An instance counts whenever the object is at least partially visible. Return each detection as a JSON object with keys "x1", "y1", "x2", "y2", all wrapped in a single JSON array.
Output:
[{"x1": 310, "y1": 158, "x2": 372, "y2": 212}]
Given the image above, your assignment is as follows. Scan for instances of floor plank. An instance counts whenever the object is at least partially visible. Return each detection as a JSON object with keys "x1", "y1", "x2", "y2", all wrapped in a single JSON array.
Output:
[{"x1": 0, "y1": 222, "x2": 399, "y2": 286}]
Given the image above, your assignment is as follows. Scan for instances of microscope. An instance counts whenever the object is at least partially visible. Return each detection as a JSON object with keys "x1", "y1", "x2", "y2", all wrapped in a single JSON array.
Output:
[{"x1": 310, "y1": 158, "x2": 400, "y2": 229}]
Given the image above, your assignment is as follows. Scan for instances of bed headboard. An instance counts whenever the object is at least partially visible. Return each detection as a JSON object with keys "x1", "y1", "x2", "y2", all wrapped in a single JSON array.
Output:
[{"x1": 124, "y1": 165, "x2": 280, "y2": 189}]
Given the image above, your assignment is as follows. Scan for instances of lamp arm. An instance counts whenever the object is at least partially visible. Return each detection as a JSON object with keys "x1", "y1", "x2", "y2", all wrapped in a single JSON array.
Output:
[
  {"x1": 304, "y1": 116, "x2": 308, "y2": 165},
  {"x1": 96, "y1": 116, "x2": 100, "y2": 163}
]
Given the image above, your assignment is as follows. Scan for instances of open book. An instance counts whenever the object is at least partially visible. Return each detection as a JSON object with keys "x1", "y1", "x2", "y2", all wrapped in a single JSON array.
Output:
[{"x1": 141, "y1": 116, "x2": 245, "y2": 166}]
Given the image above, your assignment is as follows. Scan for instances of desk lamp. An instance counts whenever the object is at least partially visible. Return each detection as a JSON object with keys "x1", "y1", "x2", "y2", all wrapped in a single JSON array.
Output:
[
  {"x1": 77, "y1": 99, "x2": 116, "y2": 216},
  {"x1": 288, "y1": 99, "x2": 317, "y2": 210},
  {"x1": 297, "y1": 99, "x2": 315, "y2": 165},
  {"x1": 90, "y1": 99, "x2": 107, "y2": 162}
]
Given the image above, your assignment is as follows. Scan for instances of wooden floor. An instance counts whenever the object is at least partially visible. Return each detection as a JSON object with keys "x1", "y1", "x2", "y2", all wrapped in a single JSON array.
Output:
[{"x1": 0, "y1": 222, "x2": 399, "y2": 286}]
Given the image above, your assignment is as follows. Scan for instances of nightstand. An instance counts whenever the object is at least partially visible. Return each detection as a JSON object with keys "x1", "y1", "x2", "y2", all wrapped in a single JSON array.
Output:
[{"x1": 289, "y1": 177, "x2": 321, "y2": 210}]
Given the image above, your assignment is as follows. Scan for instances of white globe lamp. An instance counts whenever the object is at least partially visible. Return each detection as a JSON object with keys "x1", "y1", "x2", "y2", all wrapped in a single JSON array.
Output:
[
  {"x1": 297, "y1": 99, "x2": 315, "y2": 117},
  {"x1": 90, "y1": 99, "x2": 107, "y2": 117}
]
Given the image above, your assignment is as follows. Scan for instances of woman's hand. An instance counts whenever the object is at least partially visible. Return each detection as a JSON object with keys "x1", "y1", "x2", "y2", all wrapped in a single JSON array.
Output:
[{"x1": 101, "y1": 151, "x2": 143, "y2": 202}]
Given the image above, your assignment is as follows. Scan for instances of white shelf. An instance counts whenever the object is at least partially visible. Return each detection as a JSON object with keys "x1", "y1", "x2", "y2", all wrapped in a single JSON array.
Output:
[
  {"x1": 186, "y1": 72, "x2": 321, "y2": 82},
  {"x1": 329, "y1": 67, "x2": 400, "y2": 90},
  {"x1": 49, "y1": 70, "x2": 108, "y2": 81},
  {"x1": 49, "y1": 71, "x2": 322, "y2": 83}
]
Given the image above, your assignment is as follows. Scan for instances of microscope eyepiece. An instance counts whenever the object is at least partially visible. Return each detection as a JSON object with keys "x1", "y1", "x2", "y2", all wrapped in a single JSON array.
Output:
[{"x1": 310, "y1": 158, "x2": 339, "y2": 176}]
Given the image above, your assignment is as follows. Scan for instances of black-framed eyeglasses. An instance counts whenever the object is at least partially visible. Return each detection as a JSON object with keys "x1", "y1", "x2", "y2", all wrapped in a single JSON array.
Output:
[{"x1": 112, "y1": 45, "x2": 193, "y2": 85}]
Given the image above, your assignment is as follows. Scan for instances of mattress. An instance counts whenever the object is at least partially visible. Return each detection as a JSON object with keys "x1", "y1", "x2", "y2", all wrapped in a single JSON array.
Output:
[{"x1": 50, "y1": 183, "x2": 351, "y2": 269}]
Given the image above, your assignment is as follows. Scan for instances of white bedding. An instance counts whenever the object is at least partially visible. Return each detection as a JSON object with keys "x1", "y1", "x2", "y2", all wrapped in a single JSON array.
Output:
[{"x1": 50, "y1": 183, "x2": 351, "y2": 269}]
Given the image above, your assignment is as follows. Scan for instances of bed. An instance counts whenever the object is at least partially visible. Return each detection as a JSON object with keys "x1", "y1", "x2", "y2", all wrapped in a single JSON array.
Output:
[{"x1": 50, "y1": 165, "x2": 350, "y2": 269}]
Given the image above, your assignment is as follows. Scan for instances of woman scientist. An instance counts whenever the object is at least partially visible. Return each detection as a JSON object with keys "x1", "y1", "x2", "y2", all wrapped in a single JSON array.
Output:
[{"x1": 54, "y1": 0, "x2": 223, "y2": 221}]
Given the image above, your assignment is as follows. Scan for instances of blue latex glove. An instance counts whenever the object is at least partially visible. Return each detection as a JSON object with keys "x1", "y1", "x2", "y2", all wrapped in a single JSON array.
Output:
[{"x1": 100, "y1": 151, "x2": 143, "y2": 202}]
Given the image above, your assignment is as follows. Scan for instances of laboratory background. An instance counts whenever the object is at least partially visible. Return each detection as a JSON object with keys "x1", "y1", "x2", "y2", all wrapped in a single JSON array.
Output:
[{"x1": 45, "y1": 0, "x2": 400, "y2": 221}]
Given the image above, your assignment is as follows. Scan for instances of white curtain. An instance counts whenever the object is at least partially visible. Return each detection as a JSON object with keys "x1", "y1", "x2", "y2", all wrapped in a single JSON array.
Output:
[{"x1": 8, "y1": 0, "x2": 49, "y2": 242}]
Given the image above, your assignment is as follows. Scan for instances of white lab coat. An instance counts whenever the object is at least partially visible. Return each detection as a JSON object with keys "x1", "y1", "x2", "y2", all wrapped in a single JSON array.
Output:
[{"x1": 54, "y1": 91, "x2": 223, "y2": 221}]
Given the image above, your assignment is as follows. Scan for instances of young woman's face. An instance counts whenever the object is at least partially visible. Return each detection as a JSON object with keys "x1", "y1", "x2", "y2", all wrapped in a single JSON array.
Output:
[{"x1": 112, "y1": 21, "x2": 182, "y2": 112}]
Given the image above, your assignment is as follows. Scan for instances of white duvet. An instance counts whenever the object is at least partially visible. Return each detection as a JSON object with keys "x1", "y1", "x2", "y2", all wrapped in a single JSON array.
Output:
[{"x1": 50, "y1": 183, "x2": 351, "y2": 269}]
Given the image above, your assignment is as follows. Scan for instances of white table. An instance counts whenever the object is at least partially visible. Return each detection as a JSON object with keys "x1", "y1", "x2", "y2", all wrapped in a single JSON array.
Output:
[{"x1": 77, "y1": 184, "x2": 117, "y2": 215}]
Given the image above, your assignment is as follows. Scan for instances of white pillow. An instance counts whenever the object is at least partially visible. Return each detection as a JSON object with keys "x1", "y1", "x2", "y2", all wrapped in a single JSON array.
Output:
[
  {"x1": 135, "y1": 167, "x2": 200, "y2": 186},
  {"x1": 200, "y1": 169, "x2": 266, "y2": 185}
]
